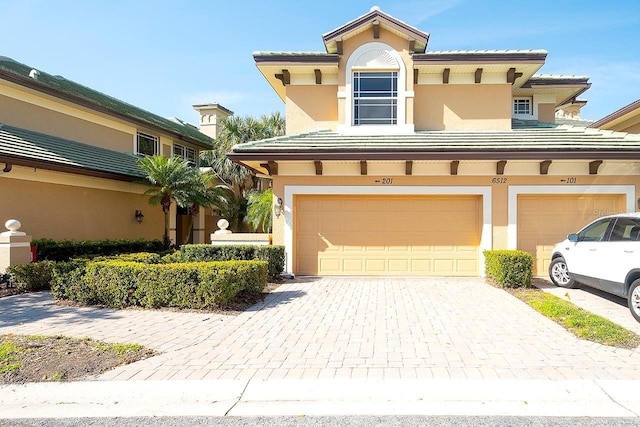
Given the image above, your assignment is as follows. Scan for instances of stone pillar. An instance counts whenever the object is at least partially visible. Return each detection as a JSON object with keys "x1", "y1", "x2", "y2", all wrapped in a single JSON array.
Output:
[{"x1": 0, "y1": 219, "x2": 32, "y2": 273}]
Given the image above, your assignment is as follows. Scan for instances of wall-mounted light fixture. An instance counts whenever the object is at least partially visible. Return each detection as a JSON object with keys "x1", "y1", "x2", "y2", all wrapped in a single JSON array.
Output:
[
  {"x1": 135, "y1": 210, "x2": 144, "y2": 224},
  {"x1": 274, "y1": 198, "x2": 283, "y2": 218}
]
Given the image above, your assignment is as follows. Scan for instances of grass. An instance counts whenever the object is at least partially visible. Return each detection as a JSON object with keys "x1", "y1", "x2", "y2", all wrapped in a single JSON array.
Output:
[
  {"x1": 0, "y1": 340, "x2": 23, "y2": 374},
  {"x1": 93, "y1": 342, "x2": 143, "y2": 355},
  {"x1": 510, "y1": 288, "x2": 640, "y2": 349}
]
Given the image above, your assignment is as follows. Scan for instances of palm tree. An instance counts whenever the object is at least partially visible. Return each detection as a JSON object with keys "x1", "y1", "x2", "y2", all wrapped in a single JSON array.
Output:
[
  {"x1": 245, "y1": 187, "x2": 274, "y2": 233},
  {"x1": 179, "y1": 170, "x2": 231, "y2": 245},
  {"x1": 200, "y1": 112, "x2": 285, "y2": 230},
  {"x1": 137, "y1": 156, "x2": 201, "y2": 247}
]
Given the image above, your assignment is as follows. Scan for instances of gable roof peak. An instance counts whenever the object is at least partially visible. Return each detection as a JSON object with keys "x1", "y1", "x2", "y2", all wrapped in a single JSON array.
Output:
[{"x1": 322, "y1": 7, "x2": 429, "y2": 54}]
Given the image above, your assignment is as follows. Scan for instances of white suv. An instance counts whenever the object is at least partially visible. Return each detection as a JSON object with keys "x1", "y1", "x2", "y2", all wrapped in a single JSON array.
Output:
[{"x1": 549, "y1": 213, "x2": 640, "y2": 323}]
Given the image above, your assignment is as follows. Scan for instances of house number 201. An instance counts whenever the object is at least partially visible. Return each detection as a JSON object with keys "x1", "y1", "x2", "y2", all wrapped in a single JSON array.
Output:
[{"x1": 381, "y1": 178, "x2": 393, "y2": 184}]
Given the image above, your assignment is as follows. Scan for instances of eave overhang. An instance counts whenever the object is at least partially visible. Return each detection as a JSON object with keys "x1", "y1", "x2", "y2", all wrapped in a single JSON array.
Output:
[
  {"x1": 0, "y1": 69, "x2": 213, "y2": 149},
  {"x1": 253, "y1": 52, "x2": 340, "y2": 102},
  {"x1": 228, "y1": 126, "x2": 640, "y2": 175},
  {"x1": 590, "y1": 99, "x2": 640, "y2": 130},
  {"x1": 322, "y1": 7, "x2": 429, "y2": 54},
  {"x1": 514, "y1": 75, "x2": 591, "y2": 107},
  {"x1": 413, "y1": 50, "x2": 547, "y2": 88},
  {"x1": 0, "y1": 154, "x2": 140, "y2": 182}
]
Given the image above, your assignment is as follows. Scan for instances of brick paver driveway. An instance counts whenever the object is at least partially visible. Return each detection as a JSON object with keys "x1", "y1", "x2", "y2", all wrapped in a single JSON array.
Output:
[{"x1": 1, "y1": 277, "x2": 639, "y2": 381}]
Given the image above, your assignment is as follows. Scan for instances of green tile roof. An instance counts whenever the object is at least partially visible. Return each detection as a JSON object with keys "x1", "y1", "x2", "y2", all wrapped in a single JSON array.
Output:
[
  {"x1": 0, "y1": 123, "x2": 144, "y2": 179},
  {"x1": 230, "y1": 121, "x2": 640, "y2": 160},
  {"x1": 0, "y1": 56, "x2": 213, "y2": 148}
]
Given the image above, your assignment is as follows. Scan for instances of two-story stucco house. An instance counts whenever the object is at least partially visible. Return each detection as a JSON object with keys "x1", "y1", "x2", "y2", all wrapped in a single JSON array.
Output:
[
  {"x1": 229, "y1": 7, "x2": 640, "y2": 277},
  {"x1": 0, "y1": 55, "x2": 231, "y2": 244}
]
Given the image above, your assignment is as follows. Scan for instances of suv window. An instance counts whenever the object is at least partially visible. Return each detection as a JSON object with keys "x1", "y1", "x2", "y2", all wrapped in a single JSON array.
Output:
[
  {"x1": 610, "y1": 218, "x2": 640, "y2": 241},
  {"x1": 578, "y1": 219, "x2": 612, "y2": 242}
]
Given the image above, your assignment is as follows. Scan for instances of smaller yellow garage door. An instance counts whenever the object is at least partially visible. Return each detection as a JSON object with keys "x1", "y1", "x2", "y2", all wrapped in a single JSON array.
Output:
[
  {"x1": 295, "y1": 195, "x2": 481, "y2": 276},
  {"x1": 518, "y1": 194, "x2": 626, "y2": 276}
]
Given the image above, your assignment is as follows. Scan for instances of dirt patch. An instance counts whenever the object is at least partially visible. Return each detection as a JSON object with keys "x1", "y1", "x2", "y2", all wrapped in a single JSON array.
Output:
[
  {"x1": 0, "y1": 335, "x2": 158, "y2": 384},
  {"x1": 0, "y1": 282, "x2": 282, "y2": 384}
]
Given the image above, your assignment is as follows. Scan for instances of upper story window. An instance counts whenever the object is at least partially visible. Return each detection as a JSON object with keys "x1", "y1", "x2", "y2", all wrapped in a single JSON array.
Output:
[
  {"x1": 136, "y1": 132, "x2": 159, "y2": 156},
  {"x1": 341, "y1": 42, "x2": 412, "y2": 134},
  {"x1": 353, "y1": 71, "x2": 398, "y2": 125},
  {"x1": 513, "y1": 98, "x2": 532, "y2": 116},
  {"x1": 173, "y1": 143, "x2": 197, "y2": 166}
]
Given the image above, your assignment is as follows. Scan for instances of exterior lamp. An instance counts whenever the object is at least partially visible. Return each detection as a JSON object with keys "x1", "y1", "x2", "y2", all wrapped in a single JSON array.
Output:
[
  {"x1": 135, "y1": 210, "x2": 144, "y2": 224},
  {"x1": 274, "y1": 198, "x2": 283, "y2": 218}
]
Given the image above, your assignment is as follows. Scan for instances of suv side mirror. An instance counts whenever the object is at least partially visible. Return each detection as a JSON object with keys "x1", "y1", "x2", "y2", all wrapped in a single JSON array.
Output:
[{"x1": 568, "y1": 233, "x2": 579, "y2": 242}]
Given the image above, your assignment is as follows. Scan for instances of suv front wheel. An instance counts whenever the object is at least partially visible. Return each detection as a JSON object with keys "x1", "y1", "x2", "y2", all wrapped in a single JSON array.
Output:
[
  {"x1": 549, "y1": 257, "x2": 577, "y2": 288},
  {"x1": 629, "y1": 279, "x2": 640, "y2": 322}
]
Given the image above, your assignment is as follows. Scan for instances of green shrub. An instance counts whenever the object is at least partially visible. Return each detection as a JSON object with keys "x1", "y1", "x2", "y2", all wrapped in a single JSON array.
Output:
[
  {"x1": 255, "y1": 246, "x2": 285, "y2": 279},
  {"x1": 84, "y1": 262, "x2": 142, "y2": 308},
  {"x1": 161, "y1": 250, "x2": 183, "y2": 263},
  {"x1": 33, "y1": 238, "x2": 165, "y2": 262},
  {"x1": 93, "y1": 252, "x2": 163, "y2": 264},
  {"x1": 50, "y1": 260, "x2": 92, "y2": 302},
  {"x1": 53, "y1": 260, "x2": 268, "y2": 309},
  {"x1": 180, "y1": 244, "x2": 284, "y2": 279},
  {"x1": 484, "y1": 250, "x2": 533, "y2": 288},
  {"x1": 7, "y1": 261, "x2": 55, "y2": 291}
]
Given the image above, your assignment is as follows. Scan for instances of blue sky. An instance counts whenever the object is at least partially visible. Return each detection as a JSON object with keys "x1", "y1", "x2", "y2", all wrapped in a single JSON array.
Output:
[{"x1": 1, "y1": 0, "x2": 639, "y2": 125}]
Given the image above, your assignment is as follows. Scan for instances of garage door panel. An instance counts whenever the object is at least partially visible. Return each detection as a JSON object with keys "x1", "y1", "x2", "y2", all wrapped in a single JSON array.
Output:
[{"x1": 295, "y1": 195, "x2": 481, "y2": 276}]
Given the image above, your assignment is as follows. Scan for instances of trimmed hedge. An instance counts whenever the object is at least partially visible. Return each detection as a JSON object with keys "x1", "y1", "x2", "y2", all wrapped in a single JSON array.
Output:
[
  {"x1": 51, "y1": 260, "x2": 268, "y2": 309},
  {"x1": 33, "y1": 238, "x2": 165, "y2": 262},
  {"x1": 93, "y1": 252, "x2": 163, "y2": 264},
  {"x1": 180, "y1": 245, "x2": 285, "y2": 279},
  {"x1": 484, "y1": 250, "x2": 533, "y2": 288},
  {"x1": 7, "y1": 261, "x2": 55, "y2": 292}
]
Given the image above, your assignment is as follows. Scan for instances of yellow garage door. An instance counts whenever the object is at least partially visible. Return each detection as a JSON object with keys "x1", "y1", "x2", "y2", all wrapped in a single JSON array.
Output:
[
  {"x1": 518, "y1": 194, "x2": 626, "y2": 276},
  {"x1": 295, "y1": 195, "x2": 481, "y2": 276}
]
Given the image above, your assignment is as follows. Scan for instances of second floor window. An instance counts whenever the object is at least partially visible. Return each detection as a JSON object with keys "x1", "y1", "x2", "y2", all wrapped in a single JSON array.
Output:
[
  {"x1": 136, "y1": 132, "x2": 158, "y2": 156},
  {"x1": 173, "y1": 144, "x2": 197, "y2": 166},
  {"x1": 513, "y1": 98, "x2": 531, "y2": 116},
  {"x1": 353, "y1": 71, "x2": 397, "y2": 125}
]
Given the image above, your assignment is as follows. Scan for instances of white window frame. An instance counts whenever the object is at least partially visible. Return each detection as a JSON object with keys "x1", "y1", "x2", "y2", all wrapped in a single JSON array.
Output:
[
  {"x1": 339, "y1": 42, "x2": 414, "y2": 134},
  {"x1": 136, "y1": 131, "x2": 159, "y2": 156},
  {"x1": 353, "y1": 71, "x2": 398, "y2": 125},
  {"x1": 512, "y1": 97, "x2": 532, "y2": 118},
  {"x1": 173, "y1": 143, "x2": 198, "y2": 166}
]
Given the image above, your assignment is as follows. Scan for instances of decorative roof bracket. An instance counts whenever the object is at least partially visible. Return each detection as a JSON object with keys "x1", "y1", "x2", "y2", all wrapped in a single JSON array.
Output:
[
  {"x1": 540, "y1": 160, "x2": 552, "y2": 175},
  {"x1": 443, "y1": 68, "x2": 450, "y2": 84},
  {"x1": 274, "y1": 69, "x2": 290, "y2": 86},
  {"x1": 405, "y1": 160, "x2": 413, "y2": 175},
  {"x1": 497, "y1": 160, "x2": 507, "y2": 175},
  {"x1": 475, "y1": 68, "x2": 483, "y2": 84},
  {"x1": 450, "y1": 160, "x2": 459, "y2": 175},
  {"x1": 507, "y1": 68, "x2": 523, "y2": 85}
]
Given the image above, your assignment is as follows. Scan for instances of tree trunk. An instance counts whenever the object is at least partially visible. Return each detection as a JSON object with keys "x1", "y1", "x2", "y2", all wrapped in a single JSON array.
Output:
[{"x1": 161, "y1": 197, "x2": 172, "y2": 248}]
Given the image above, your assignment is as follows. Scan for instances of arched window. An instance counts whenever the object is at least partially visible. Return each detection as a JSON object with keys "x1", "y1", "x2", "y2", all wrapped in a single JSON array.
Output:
[{"x1": 342, "y1": 42, "x2": 412, "y2": 134}]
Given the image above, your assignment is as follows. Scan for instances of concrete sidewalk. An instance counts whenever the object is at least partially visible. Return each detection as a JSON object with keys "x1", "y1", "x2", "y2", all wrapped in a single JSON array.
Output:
[
  {"x1": 1, "y1": 276, "x2": 640, "y2": 418},
  {"x1": 3, "y1": 379, "x2": 640, "y2": 418}
]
